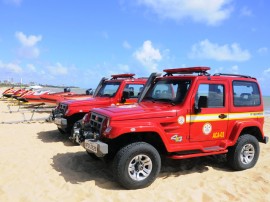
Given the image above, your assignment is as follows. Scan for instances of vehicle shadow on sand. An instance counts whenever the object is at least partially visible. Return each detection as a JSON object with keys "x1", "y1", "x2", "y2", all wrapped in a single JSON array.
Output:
[
  {"x1": 51, "y1": 152, "x2": 232, "y2": 190},
  {"x1": 37, "y1": 130, "x2": 75, "y2": 146},
  {"x1": 51, "y1": 151, "x2": 120, "y2": 189},
  {"x1": 159, "y1": 155, "x2": 231, "y2": 178}
]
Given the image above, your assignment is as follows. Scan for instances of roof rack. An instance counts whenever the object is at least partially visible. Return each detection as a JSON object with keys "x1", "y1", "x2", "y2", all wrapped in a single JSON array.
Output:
[
  {"x1": 163, "y1": 67, "x2": 210, "y2": 76},
  {"x1": 111, "y1": 74, "x2": 135, "y2": 80},
  {"x1": 213, "y1": 73, "x2": 256, "y2": 80}
]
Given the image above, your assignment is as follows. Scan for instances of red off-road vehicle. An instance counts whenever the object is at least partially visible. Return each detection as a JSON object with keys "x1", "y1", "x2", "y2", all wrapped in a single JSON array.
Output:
[
  {"x1": 49, "y1": 74, "x2": 146, "y2": 140},
  {"x1": 78, "y1": 67, "x2": 268, "y2": 189}
]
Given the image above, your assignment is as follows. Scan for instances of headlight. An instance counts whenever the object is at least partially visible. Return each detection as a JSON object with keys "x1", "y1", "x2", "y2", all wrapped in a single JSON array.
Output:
[{"x1": 105, "y1": 126, "x2": 112, "y2": 133}]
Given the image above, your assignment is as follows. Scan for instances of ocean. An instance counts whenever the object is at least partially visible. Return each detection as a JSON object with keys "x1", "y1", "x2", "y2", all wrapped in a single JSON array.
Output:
[{"x1": 264, "y1": 96, "x2": 270, "y2": 116}]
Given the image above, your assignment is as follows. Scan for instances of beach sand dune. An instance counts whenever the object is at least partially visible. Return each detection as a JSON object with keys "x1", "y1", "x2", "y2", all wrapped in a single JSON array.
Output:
[{"x1": 0, "y1": 93, "x2": 269, "y2": 202}]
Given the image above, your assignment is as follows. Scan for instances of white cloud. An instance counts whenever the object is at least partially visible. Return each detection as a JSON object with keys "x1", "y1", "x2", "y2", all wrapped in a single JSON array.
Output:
[
  {"x1": 15, "y1": 32, "x2": 42, "y2": 47},
  {"x1": 123, "y1": 40, "x2": 131, "y2": 49},
  {"x1": 134, "y1": 40, "x2": 162, "y2": 72},
  {"x1": 189, "y1": 39, "x2": 251, "y2": 61},
  {"x1": 240, "y1": 6, "x2": 252, "y2": 17},
  {"x1": 15, "y1": 31, "x2": 42, "y2": 58},
  {"x1": 46, "y1": 63, "x2": 68, "y2": 76},
  {"x1": 136, "y1": 0, "x2": 233, "y2": 25},
  {"x1": 0, "y1": 60, "x2": 23, "y2": 74}
]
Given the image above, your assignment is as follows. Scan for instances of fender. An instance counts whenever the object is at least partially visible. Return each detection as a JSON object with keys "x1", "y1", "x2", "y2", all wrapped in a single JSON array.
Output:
[
  {"x1": 228, "y1": 120, "x2": 264, "y2": 145},
  {"x1": 66, "y1": 107, "x2": 90, "y2": 116},
  {"x1": 106, "y1": 121, "x2": 170, "y2": 151}
]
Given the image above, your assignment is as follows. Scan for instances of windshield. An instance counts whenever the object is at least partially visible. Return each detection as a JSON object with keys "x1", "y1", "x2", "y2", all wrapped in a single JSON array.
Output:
[
  {"x1": 143, "y1": 79, "x2": 191, "y2": 104},
  {"x1": 96, "y1": 81, "x2": 121, "y2": 97}
]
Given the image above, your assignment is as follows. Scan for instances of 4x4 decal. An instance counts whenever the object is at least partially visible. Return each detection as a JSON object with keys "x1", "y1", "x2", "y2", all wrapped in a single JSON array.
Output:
[{"x1": 171, "y1": 134, "x2": 183, "y2": 142}]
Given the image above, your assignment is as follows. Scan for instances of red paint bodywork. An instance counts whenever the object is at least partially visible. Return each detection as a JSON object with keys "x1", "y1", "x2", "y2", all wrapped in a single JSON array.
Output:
[{"x1": 89, "y1": 68, "x2": 266, "y2": 158}]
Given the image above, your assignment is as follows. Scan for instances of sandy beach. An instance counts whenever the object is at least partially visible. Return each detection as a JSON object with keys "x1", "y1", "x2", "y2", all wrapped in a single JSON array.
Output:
[{"x1": 0, "y1": 88, "x2": 269, "y2": 202}]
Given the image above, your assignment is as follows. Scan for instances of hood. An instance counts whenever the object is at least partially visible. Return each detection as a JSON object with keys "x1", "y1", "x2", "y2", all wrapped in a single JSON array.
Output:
[
  {"x1": 62, "y1": 97, "x2": 112, "y2": 107},
  {"x1": 93, "y1": 101, "x2": 178, "y2": 121}
]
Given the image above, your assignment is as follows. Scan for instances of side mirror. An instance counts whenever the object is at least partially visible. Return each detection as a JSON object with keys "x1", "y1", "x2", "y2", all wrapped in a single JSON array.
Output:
[
  {"x1": 195, "y1": 96, "x2": 208, "y2": 114},
  {"x1": 121, "y1": 91, "x2": 130, "y2": 103}
]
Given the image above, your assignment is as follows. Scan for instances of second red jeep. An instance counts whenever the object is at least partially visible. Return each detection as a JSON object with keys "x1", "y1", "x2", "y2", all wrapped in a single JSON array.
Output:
[{"x1": 49, "y1": 74, "x2": 147, "y2": 140}]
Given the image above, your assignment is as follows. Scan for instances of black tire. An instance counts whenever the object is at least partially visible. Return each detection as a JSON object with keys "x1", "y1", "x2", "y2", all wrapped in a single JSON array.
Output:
[
  {"x1": 86, "y1": 151, "x2": 100, "y2": 160},
  {"x1": 227, "y1": 134, "x2": 260, "y2": 171},
  {"x1": 113, "y1": 142, "x2": 161, "y2": 189}
]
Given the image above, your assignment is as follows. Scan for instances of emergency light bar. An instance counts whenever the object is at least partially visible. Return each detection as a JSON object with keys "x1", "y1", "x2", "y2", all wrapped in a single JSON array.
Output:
[
  {"x1": 163, "y1": 67, "x2": 210, "y2": 76},
  {"x1": 111, "y1": 74, "x2": 135, "y2": 79}
]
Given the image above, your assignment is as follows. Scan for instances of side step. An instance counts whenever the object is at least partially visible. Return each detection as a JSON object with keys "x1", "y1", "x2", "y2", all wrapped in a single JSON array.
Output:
[
  {"x1": 168, "y1": 148, "x2": 228, "y2": 160},
  {"x1": 203, "y1": 146, "x2": 225, "y2": 152}
]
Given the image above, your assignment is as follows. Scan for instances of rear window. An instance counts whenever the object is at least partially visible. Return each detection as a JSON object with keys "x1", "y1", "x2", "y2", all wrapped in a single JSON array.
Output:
[{"x1": 233, "y1": 81, "x2": 261, "y2": 107}]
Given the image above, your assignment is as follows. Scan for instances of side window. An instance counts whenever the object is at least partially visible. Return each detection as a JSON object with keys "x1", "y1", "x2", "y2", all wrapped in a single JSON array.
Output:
[
  {"x1": 233, "y1": 81, "x2": 261, "y2": 106},
  {"x1": 124, "y1": 84, "x2": 144, "y2": 98},
  {"x1": 195, "y1": 84, "x2": 224, "y2": 108}
]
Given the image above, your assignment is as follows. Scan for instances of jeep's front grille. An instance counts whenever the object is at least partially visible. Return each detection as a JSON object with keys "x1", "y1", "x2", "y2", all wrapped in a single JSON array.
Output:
[
  {"x1": 54, "y1": 103, "x2": 68, "y2": 116},
  {"x1": 90, "y1": 112, "x2": 106, "y2": 134}
]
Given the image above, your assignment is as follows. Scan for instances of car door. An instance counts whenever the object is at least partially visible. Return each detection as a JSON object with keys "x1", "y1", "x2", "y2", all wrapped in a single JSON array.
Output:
[{"x1": 189, "y1": 80, "x2": 229, "y2": 142}]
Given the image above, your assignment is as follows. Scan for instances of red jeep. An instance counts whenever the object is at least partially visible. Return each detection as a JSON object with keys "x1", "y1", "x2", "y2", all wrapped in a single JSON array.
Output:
[
  {"x1": 78, "y1": 67, "x2": 268, "y2": 189},
  {"x1": 50, "y1": 74, "x2": 146, "y2": 140}
]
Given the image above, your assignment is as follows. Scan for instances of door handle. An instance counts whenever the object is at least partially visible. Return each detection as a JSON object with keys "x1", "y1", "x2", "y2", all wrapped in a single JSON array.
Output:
[{"x1": 218, "y1": 114, "x2": 227, "y2": 119}]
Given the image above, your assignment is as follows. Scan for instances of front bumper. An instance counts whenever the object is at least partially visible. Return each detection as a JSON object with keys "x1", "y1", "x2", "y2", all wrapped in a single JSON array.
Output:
[
  {"x1": 74, "y1": 128, "x2": 108, "y2": 157},
  {"x1": 53, "y1": 117, "x2": 68, "y2": 129},
  {"x1": 82, "y1": 139, "x2": 108, "y2": 157},
  {"x1": 47, "y1": 110, "x2": 68, "y2": 130},
  {"x1": 263, "y1": 136, "x2": 269, "y2": 144}
]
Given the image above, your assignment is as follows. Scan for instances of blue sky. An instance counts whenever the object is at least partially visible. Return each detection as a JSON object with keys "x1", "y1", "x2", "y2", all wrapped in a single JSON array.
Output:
[{"x1": 0, "y1": 0, "x2": 270, "y2": 95}]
